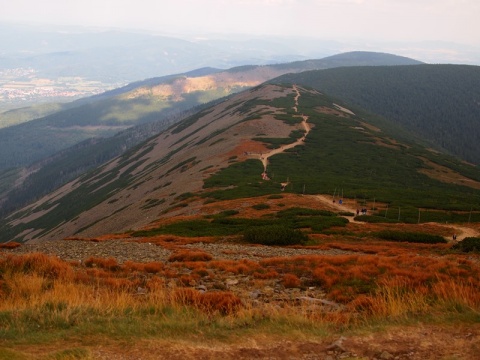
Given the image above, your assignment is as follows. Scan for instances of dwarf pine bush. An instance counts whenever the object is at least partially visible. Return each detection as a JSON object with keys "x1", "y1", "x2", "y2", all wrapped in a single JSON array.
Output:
[{"x1": 243, "y1": 225, "x2": 308, "y2": 246}]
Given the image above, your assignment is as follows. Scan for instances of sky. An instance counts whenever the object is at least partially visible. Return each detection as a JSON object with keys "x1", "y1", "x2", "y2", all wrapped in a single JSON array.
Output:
[{"x1": 1, "y1": 0, "x2": 479, "y2": 45}]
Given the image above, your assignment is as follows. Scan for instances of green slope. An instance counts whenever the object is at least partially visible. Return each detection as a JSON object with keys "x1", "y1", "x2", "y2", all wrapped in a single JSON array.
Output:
[
  {"x1": 272, "y1": 64, "x2": 480, "y2": 165},
  {"x1": 203, "y1": 87, "x2": 480, "y2": 213},
  {"x1": 3, "y1": 84, "x2": 479, "y2": 243}
]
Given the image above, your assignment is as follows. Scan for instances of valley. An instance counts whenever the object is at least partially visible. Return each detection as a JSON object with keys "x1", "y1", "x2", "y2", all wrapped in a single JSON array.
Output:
[{"x1": 0, "y1": 67, "x2": 117, "y2": 113}]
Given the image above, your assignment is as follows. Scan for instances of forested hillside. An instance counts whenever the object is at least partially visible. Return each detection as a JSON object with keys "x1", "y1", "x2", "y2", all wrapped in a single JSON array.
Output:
[{"x1": 273, "y1": 64, "x2": 480, "y2": 164}]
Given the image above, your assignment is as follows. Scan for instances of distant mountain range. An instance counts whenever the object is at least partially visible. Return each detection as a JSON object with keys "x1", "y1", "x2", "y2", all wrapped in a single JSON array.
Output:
[{"x1": 0, "y1": 23, "x2": 333, "y2": 83}]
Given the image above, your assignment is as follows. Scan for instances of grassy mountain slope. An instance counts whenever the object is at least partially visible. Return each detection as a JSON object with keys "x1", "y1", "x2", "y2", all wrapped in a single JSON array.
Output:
[
  {"x1": 0, "y1": 113, "x2": 193, "y2": 217},
  {"x1": 0, "y1": 52, "x2": 424, "y2": 219},
  {"x1": 2, "y1": 83, "x2": 480, "y2": 243},
  {"x1": 272, "y1": 64, "x2": 480, "y2": 165}
]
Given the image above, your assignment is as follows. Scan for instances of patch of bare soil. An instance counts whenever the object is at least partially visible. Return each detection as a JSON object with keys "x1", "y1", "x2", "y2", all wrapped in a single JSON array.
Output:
[
  {"x1": 53, "y1": 324, "x2": 478, "y2": 359},
  {"x1": 418, "y1": 157, "x2": 480, "y2": 190}
]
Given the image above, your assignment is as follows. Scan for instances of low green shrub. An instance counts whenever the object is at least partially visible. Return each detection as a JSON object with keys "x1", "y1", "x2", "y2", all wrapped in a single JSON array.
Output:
[
  {"x1": 217, "y1": 210, "x2": 239, "y2": 217},
  {"x1": 355, "y1": 215, "x2": 399, "y2": 223},
  {"x1": 338, "y1": 211, "x2": 355, "y2": 216},
  {"x1": 243, "y1": 225, "x2": 308, "y2": 246},
  {"x1": 267, "y1": 194, "x2": 283, "y2": 199},
  {"x1": 252, "y1": 203, "x2": 270, "y2": 210},
  {"x1": 277, "y1": 207, "x2": 335, "y2": 217},
  {"x1": 376, "y1": 230, "x2": 447, "y2": 244},
  {"x1": 452, "y1": 237, "x2": 480, "y2": 253}
]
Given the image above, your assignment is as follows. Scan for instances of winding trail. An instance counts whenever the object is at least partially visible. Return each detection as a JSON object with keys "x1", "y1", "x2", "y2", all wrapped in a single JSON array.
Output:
[
  {"x1": 424, "y1": 223, "x2": 479, "y2": 242},
  {"x1": 260, "y1": 85, "x2": 310, "y2": 174},
  {"x1": 315, "y1": 194, "x2": 479, "y2": 241}
]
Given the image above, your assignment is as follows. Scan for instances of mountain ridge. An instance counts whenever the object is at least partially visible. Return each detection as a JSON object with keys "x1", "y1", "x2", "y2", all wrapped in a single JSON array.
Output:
[
  {"x1": 2, "y1": 83, "x2": 480, "y2": 243},
  {"x1": 0, "y1": 51, "x2": 425, "y2": 217},
  {"x1": 272, "y1": 64, "x2": 480, "y2": 165}
]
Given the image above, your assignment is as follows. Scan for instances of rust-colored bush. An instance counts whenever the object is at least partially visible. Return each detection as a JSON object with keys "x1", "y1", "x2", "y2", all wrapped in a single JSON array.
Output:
[
  {"x1": 0, "y1": 242, "x2": 21, "y2": 249},
  {"x1": 179, "y1": 274, "x2": 200, "y2": 286},
  {"x1": 312, "y1": 265, "x2": 341, "y2": 288},
  {"x1": 163, "y1": 268, "x2": 179, "y2": 278},
  {"x1": 0, "y1": 253, "x2": 74, "y2": 280},
  {"x1": 123, "y1": 260, "x2": 146, "y2": 272},
  {"x1": 74, "y1": 270, "x2": 91, "y2": 284},
  {"x1": 174, "y1": 287, "x2": 242, "y2": 315},
  {"x1": 168, "y1": 250, "x2": 213, "y2": 262},
  {"x1": 282, "y1": 273, "x2": 301, "y2": 288},
  {"x1": 146, "y1": 276, "x2": 165, "y2": 291},
  {"x1": 84, "y1": 257, "x2": 119, "y2": 271},
  {"x1": 85, "y1": 268, "x2": 111, "y2": 279},
  {"x1": 253, "y1": 269, "x2": 279, "y2": 279},
  {"x1": 193, "y1": 267, "x2": 210, "y2": 277},
  {"x1": 101, "y1": 277, "x2": 136, "y2": 290},
  {"x1": 347, "y1": 294, "x2": 376, "y2": 313},
  {"x1": 144, "y1": 262, "x2": 164, "y2": 274}
]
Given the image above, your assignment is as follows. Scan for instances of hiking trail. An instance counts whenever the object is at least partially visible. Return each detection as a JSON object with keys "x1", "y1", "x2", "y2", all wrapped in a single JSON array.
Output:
[{"x1": 259, "y1": 85, "x2": 310, "y2": 182}]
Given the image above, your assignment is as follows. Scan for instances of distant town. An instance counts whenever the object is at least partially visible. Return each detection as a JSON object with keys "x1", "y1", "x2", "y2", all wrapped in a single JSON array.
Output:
[{"x1": 0, "y1": 67, "x2": 122, "y2": 111}]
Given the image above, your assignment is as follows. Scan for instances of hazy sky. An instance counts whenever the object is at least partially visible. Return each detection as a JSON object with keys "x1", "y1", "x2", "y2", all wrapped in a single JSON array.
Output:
[{"x1": 1, "y1": 0, "x2": 479, "y2": 45}]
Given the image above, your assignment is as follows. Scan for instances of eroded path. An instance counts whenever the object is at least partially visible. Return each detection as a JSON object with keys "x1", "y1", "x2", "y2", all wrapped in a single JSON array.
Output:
[{"x1": 260, "y1": 85, "x2": 310, "y2": 174}]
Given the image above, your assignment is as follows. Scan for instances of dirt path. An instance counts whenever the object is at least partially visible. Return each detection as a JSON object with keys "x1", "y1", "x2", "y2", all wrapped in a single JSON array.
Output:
[
  {"x1": 423, "y1": 222, "x2": 480, "y2": 242},
  {"x1": 260, "y1": 85, "x2": 310, "y2": 173},
  {"x1": 72, "y1": 324, "x2": 480, "y2": 359},
  {"x1": 316, "y1": 194, "x2": 480, "y2": 239},
  {"x1": 453, "y1": 225, "x2": 479, "y2": 240},
  {"x1": 315, "y1": 194, "x2": 363, "y2": 223}
]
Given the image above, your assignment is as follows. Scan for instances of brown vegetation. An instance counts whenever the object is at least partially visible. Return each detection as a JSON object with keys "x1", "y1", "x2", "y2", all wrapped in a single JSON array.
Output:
[{"x1": 1, "y1": 193, "x2": 480, "y2": 358}]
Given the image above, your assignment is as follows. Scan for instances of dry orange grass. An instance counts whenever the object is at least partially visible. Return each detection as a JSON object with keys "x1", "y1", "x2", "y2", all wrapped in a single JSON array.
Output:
[
  {"x1": 282, "y1": 273, "x2": 301, "y2": 288},
  {"x1": 84, "y1": 256, "x2": 120, "y2": 271},
  {"x1": 173, "y1": 287, "x2": 242, "y2": 315},
  {"x1": 0, "y1": 252, "x2": 74, "y2": 280},
  {"x1": 134, "y1": 234, "x2": 216, "y2": 248},
  {"x1": 168, "y1": 249, "x2": 213, "y2": 262},
  {"x1": 260, "y1": 253, "x2": 480, "y2": 304},
  {"x1": 2, "y1": 236, "x2": 479, "y2": 325},
  {"x1": 0, "y1": 241, "x2": 22, "y2": 249}
]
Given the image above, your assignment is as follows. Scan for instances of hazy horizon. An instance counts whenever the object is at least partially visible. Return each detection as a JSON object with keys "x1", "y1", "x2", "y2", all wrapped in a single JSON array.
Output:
[
  {"x1": 1, "y1": 0, "x2": 479, "y2": 66},
  {"x1": 1, "y1": 0, "x2": 479, "y2": 44}
]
